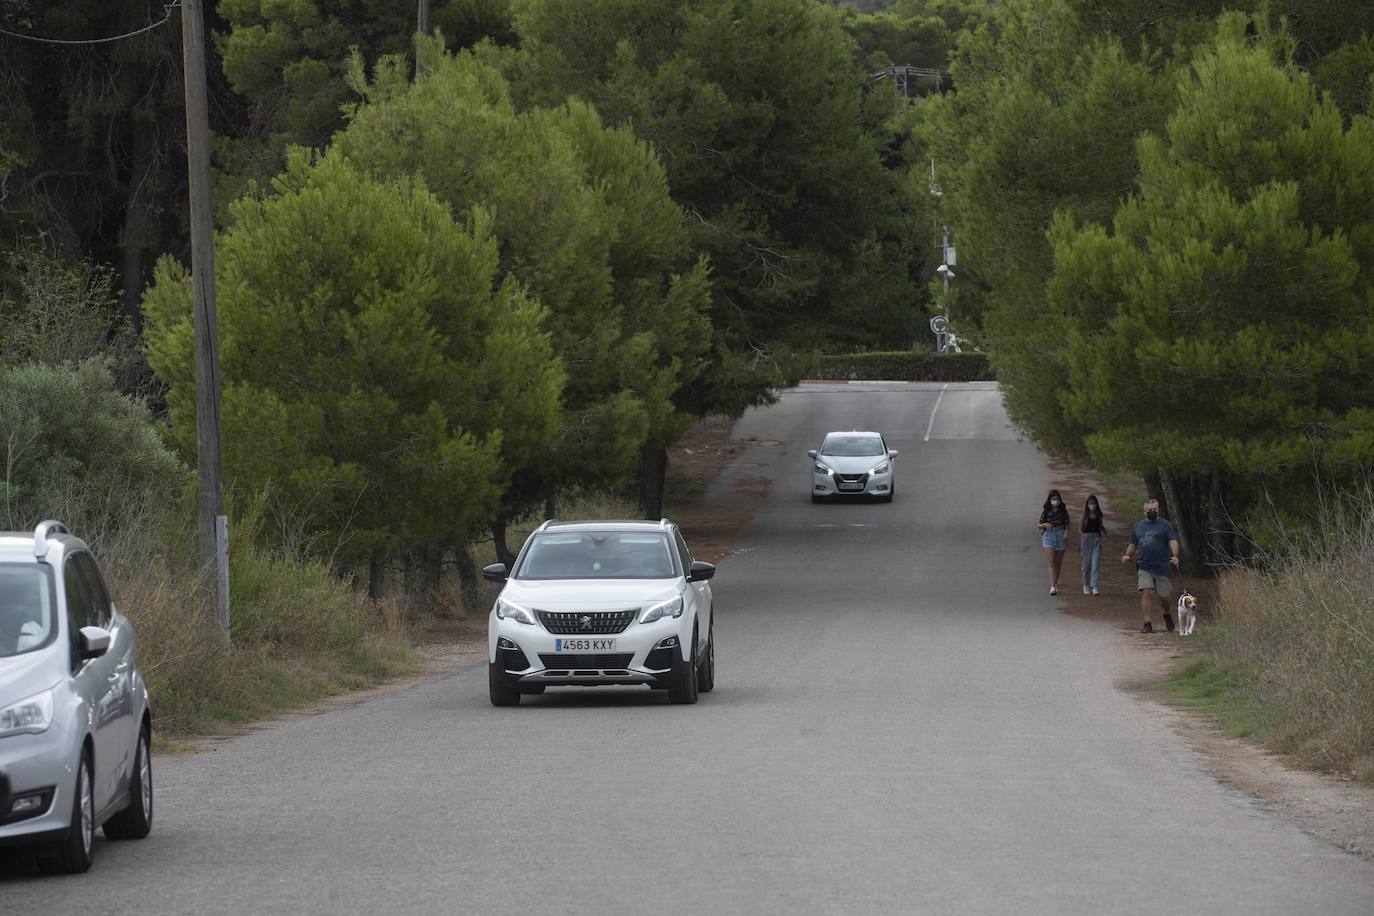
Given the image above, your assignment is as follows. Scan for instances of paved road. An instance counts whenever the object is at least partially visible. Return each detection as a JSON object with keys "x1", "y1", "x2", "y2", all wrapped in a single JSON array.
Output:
[{"x1": 5, "y1": 382, "x2": 1372, "y2": 914}]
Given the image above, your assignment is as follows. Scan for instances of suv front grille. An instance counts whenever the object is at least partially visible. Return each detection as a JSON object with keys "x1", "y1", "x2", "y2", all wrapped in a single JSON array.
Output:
[
  {"x1": 536, "y1": 610, "x2": 638, "y2": 634},
  {"x1": 538, "y1": 652, "x2": 634, "y2": 669}
]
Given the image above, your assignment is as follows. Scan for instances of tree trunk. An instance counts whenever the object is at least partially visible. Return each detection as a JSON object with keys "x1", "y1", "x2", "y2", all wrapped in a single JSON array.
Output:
[
  {"x1": 420, "y1": 541, "x2": 443, "y2": 592},
  {"x1": 638, "y1": 444, "x2": 669, "y2": 519},
  {"x1": 119, "y1": 119, "x2": 158, "y2": 333},
  {"x1": 491, "y1": 515, "x2": 515, "y2": 567},
  {"x1": 454, "y1": 542, "x2": 480, "y2": 612},
  {"x1": 1204, "y1": 469, "x2": 1235, "y2": 570},
  {"x1": 544, "y1": 492, "x2": 558, "y2": 520},
  {"x1": 1157, "y1": 467, "x2": 1191, "y2": 563},
  {"x1": 367, "y1": 546, "x2": 387, "y2": 602}
]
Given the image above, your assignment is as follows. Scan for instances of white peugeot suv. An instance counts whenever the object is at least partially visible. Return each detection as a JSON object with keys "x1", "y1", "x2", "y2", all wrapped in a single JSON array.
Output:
[{"x1": 484, "y1": 520, "x2": 716, "y2": 706}]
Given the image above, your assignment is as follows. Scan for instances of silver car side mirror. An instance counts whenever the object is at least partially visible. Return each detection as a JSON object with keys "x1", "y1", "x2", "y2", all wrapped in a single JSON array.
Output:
[
  {"x1": 888, "y1": 449, "x2": 899, "y2": 458},
  {"x1": 78, "y1": 626, "x2": 111, "y2": 661},
  {"x1": 807, "y1": 449, "x2": 818, "y2": 459}
]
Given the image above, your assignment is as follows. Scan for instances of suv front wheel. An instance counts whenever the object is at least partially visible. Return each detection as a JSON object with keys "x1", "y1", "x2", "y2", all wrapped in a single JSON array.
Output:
[
  {"x1": 489, "y1": 663, "x2": 521, "y2": 707},
  {"x1": 668, "y1": 627, "x2": 699, "y2": 705}
]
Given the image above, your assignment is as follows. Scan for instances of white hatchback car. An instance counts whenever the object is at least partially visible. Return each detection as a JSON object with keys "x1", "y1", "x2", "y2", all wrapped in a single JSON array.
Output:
[
  {"x1": 810, "y1": 431, "x2": 898, "y2": 502},
  {"x1": 484, "y1": 520, "x2": 716, "y2": 706}
]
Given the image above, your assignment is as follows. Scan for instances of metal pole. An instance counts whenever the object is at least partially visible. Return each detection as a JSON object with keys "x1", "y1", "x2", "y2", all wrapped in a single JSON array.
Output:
[
  {"x1": 941, "y1": 224, "x2": 951, "y2": 352},
  {"x1": 180, "y1": 0, "x2": 229, "y2": 640},
  {"x1": 416, "y1": 0, "x2": 431, "y2": 78}
]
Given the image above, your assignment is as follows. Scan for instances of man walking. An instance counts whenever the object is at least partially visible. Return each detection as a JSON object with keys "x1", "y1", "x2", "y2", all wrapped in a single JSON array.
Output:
[{"x1": 1121, "y1": 498, "x2": 1180, "y2": 633}]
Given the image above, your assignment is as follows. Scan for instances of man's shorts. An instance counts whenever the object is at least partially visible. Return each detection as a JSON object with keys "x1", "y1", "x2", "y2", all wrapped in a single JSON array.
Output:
[{"x1": 1137, "y1": 569, "x2": 1171, "y2": 597}]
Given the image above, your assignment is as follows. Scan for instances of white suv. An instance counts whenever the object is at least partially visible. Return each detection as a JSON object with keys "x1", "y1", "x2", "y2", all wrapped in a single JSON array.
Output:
[{"x1": 484, "y1": 520, "x2": 716, "y2": 706}]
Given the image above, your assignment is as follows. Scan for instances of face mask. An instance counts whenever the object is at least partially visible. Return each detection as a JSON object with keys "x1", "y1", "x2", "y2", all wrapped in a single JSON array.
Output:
[
  {"x1": 1088, "y1": 503, "x2": 1098, "y2": 511},
  {"x1": 1146, "y1": 510, "x2": 1159, "y2": 521},
  {"x1": 1051, "y1": 499, "x2": 1061, "y2": 507}
]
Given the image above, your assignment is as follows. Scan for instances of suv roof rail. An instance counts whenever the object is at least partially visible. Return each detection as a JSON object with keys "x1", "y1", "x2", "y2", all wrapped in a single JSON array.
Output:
[
  {"x1": 33, "y1": 520, "x2": 68, "y2": 561},
  {"x1": 536, "y1": 519, "x2": 556, "y2": 532},
  {"x1": 659, "y1": 518, "x2": 671, "y2": 529}
]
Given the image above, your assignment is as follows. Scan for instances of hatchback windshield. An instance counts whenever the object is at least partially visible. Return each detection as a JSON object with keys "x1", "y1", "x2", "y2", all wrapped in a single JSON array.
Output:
[
  {"x1": 0, "y1": 564, "x2": 56, "y2": 658},
  {"x1": 516, "y1": 532, "x2": 678, "y2": 580},
  {"x1": 820, "y1": 435, "x2": 885, "y2": 458}
]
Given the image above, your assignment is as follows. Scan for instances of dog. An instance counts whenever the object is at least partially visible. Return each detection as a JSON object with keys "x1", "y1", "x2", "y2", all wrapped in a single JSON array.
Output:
[{"x1": 1176, "y1": 592, "x2": 1198, "y2": 636}]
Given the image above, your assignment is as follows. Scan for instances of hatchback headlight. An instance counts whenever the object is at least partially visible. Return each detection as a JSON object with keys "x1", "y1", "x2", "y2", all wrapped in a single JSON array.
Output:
[
  {"x1": 814, "y1": 463, "x2": 833, "y2": 475},
  {"x1": 870, "y1": 462, "x2": 890, "y2": 475},
  {"x1": 494, "y1": 598, "x2": 535, "y2": 626},
  {"x1": 640, "y1": 596, "x2": 684, "y2": 624},
  {"x1": 0, "y1": 689, "x2": 54, "y2": 738}
]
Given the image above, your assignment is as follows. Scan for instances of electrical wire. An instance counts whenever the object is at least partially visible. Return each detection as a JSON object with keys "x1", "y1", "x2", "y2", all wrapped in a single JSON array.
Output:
[{"x1": 0, "y1": 2, "x2": 180, "y2": 46}]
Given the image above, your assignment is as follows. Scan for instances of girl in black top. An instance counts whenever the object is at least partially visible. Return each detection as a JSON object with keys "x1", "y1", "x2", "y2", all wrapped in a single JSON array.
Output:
[
  {"x1": 1080, "y1": 495, "x2": 1107, "y2": 595},
  {"x1": 1038, "y1": 489, "x2": 1070, "y2": 594}
]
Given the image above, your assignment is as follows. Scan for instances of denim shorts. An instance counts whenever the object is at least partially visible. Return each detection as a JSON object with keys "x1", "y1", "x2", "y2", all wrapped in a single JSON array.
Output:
[{"x1": 1041, "y1": 527, "x2": 1067, "y2": 550}]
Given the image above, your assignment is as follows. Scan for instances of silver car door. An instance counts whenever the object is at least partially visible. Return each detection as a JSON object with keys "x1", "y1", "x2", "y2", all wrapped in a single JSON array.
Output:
[
  {"x1": 76, "y1": 554, "x2": 136, "y2": 785},
  {"x1": 62, "y1": 557, "x2": 123, "y2": 812}
]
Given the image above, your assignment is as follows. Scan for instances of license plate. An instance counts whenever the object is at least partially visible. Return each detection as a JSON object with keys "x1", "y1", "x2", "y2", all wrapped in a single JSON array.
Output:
[
  {"x1": 554, "y1": 638, "x2": 616, "y2": 652},
  {"x1": 838, "y1": 481, "x2": 864, "y2": 491}
]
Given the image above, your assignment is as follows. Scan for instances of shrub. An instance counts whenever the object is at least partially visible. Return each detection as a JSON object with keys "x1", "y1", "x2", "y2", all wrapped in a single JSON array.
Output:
[{"x1": 809, "y1": 350, "x2": 995, "y2": 382}]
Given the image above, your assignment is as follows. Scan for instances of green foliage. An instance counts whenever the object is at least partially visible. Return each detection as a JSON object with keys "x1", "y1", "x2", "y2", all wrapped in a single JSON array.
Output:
[
  {"x1": 1048, "y1": 21, "x2": 1374, "y2": 526},
  {"x1": 811, "y1": 350, "x2": 993, "y2": 381},
  {"x1": 921, "y1": 0, "x2": 1176, "y2": 457},
  {"x1": 510, "y1": 0, "x2": 923, "y2": 411},
  {"x1": 333, "y1": 48, "x2": 710, "y2": 513},
  {"x1": 0, "y1": 360, "x2": 184, "y2": 537},
  {"x1": 216, "y1": 0, "x2": 516, "y2": 195},
  {"x1": 142, "y1": 150, "x2": 562, "y2": 561}
]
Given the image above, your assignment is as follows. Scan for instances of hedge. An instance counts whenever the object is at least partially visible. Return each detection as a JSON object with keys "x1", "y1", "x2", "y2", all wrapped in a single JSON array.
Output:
[{"x1": 809, "y1": 351, "x2": 995, "y2": 382}]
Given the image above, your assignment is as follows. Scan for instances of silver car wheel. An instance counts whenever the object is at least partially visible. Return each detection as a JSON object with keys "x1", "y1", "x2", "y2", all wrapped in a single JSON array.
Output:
[
  {"x1": 139, "y1": 732, "x2": 153, "y2": 821},
  {"x1": 79, "y1": 758, "x2": 93, "y2": 856}
]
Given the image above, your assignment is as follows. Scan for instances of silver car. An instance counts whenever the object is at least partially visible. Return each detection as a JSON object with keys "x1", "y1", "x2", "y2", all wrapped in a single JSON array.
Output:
[
  {"x1": 809, "y1": 431, "x2": 898, "y2": 503},
  {"x1": 0, "y1": 521, "x2": 152, "y2": 873}
]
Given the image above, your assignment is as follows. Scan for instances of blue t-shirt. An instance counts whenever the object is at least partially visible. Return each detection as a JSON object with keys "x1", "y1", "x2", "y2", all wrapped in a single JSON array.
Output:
[{"x1": 1131, "y1": 518, "x2": 1178, "y2": 577}]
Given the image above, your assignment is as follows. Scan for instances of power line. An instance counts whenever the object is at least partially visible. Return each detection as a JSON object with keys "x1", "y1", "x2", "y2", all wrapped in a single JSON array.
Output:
[{"x1": 0, "y1": 2, "x2": 180, "y2": 46}]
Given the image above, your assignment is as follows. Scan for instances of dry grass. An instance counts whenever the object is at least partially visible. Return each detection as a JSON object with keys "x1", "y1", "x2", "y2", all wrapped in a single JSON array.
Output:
[{"x1": 1169, "y1": 501, "x2": 1374, "y2": 782}]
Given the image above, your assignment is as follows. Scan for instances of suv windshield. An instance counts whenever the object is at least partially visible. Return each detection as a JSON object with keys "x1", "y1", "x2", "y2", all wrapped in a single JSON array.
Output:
[
  {"x1": 516, "y1": 532, "x2": 678, "y2": 580},
  {"x1": 820, "y1": 435, "x2": 885, "y2": 457},
  {"x1": 0, "y1": 564, "x2": 57, "y2": 658}
]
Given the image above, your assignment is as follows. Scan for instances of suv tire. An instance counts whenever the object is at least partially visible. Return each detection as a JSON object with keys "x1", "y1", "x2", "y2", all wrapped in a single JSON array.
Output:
[
  {"x1": 489, "y1": 663, "x2": 521, "y2": 706},
  {"x1": 668, "y1": 627, "x2": 699, "y2": 705},
  {"x1": 697, "y1": 622, "x2": 715, "y2": 693},
  {"x1": 40, "y1": 750, "x2": 94, "y2": 874},
  {"x1": 104, "y1": 724, "x2": 153, "y2": 840}
]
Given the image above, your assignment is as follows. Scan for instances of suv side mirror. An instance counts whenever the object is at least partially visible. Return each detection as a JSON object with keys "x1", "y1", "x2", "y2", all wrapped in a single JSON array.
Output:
[
  {"x1": 687, "y1": 561, "x2": 716, "y2": 582},
  {"x1": 78, "y1": 626, "x2": 110, "y2": 661},
  {"x1": 482, "y1": 563, "x2": 508, "y2": 583},
  {"x1": 888, "y1": 449, "x2": 899, "y2": 458},
  {"x1": 807, "y1": 449, "x2": 818, "y2": 459}
]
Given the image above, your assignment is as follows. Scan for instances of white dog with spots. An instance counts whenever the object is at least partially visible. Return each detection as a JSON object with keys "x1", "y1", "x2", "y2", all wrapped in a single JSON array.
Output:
[{"x1": 1176, "y1": 592, "x2": 1198, "y2": 636}]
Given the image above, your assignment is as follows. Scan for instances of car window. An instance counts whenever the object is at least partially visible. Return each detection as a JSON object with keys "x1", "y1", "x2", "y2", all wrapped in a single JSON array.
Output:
[
  {"x1": 63, "y1": 559, "x2": 94, "y2": 668},
  {"x1": 820, "y1": 435, "x2": 885, "y2": 457},
  {"x1": 0, "y1": 564, "x2": 57, "y2": 658},
  {"x1": 672, "y1": 529, "x2": 692, "y2": 571},
  {"x1": 516, "y1": 532, "x2": 677, "y2": 580},
  {"x1": 74, "y1": 553, "x2": 112, "y2": 628}
]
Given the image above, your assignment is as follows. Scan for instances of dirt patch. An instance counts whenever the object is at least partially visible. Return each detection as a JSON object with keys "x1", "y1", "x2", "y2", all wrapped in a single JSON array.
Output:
[
  {"x1": 666, "y1": 416, "x2": 772, "y2": 565},
  {"x1": 1049, "y1": 462, "x2": 1374, "y2": 861}
]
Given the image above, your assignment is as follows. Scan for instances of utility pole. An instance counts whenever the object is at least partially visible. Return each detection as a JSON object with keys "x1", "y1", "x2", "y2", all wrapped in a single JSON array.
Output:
[
  {"x1": 416, "y1": 0, "x2": 431, "y2": 78},
  {"x1": 180, "y1": 0, "x2": 229, "y2": 639}
]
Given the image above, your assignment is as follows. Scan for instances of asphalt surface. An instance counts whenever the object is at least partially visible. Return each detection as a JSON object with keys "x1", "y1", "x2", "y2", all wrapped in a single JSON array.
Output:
[{"x1": 4, "y1": 382, "x2": 1372, "y2": 914}]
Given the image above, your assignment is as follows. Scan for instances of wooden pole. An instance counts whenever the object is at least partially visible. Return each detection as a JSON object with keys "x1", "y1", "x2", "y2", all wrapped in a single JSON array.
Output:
[
  {"x1": 416, "y1": 0, "x2": 431, "y2": 77},
  {"x1": 180, "y1": 0, "x2": 229, "y2": 638}
]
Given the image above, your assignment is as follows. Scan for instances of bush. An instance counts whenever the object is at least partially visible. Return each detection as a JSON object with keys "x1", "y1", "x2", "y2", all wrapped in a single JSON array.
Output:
[
  {"x1": 1170, "y1": 496, "x2": 1374, "y2": 781},
  {"x1": 809, "y1": 350, "x2": 995, "y2": 382},
  {"x1": 0, "y1": 360, "x2": 183, "y2": 541}
]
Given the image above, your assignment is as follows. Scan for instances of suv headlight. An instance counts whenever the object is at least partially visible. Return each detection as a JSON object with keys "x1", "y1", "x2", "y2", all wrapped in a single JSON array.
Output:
[
  {"x1": 640, "y1": 596, "x2": 684, "y2": 624},
  {"x1": 870, "y1": 462, "x2": 890, "y2": 475},
  {"x1": 0, "y1": 689, "x2": 54, "y2": 738},
  {"x1": 814, "y1": 463, "x2": 833, "y2": 475},
  {"x1": 494, "y1": 598, "x2": 535, "y2": 626}
]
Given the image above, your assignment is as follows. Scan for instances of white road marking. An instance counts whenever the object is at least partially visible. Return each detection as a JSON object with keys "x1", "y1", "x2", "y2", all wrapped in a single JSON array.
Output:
[{"x1": 923, "y1": 383, "x2": 950, "y2": 442}]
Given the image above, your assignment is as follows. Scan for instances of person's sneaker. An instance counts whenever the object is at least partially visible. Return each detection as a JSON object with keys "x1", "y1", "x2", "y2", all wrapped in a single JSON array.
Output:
[
  {"x1": 1083, "y1": 586, "x2": 1090, "y2": 594},
  {"x1": 1091, "y1": 587, "x2": 1099, "y2": 596},
  {"x1": 1049, "y1": 585, "x2": 1057, "y2": 595},
  {"x1": 1164, "y1": 613, "x2": 1176, "y2": 632},
  {"x1": 1142, "y1": 621, "x2": 1154, "y2": 633}
]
